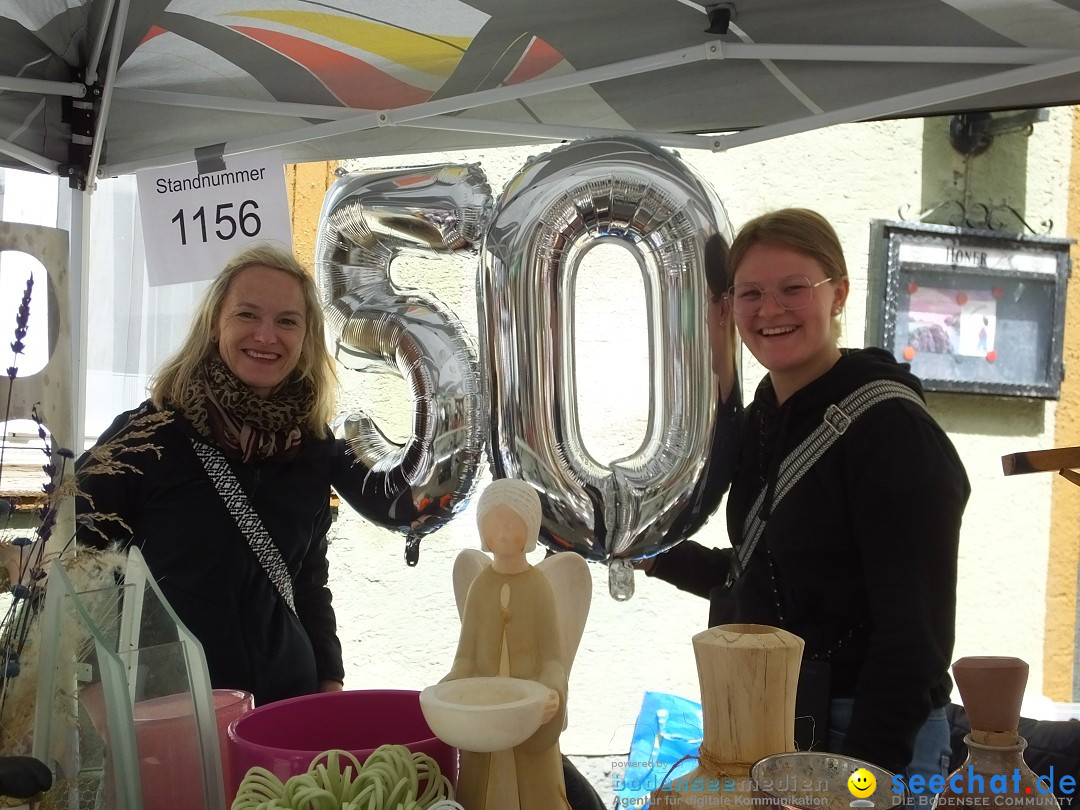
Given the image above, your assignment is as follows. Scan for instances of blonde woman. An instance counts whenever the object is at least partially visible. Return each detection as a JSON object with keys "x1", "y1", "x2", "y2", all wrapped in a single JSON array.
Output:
[{"x1": 77, "y1": 245, "x2": 390, "y2": 705}]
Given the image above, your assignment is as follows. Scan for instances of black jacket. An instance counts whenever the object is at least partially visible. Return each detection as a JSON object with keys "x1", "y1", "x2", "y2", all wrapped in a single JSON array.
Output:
[
  {"x1": 76, "y1": 401, "x2": 394, "y2": 706},
  {"x1": 650, "y1": 348, "x2": 970, "y2": 774}
]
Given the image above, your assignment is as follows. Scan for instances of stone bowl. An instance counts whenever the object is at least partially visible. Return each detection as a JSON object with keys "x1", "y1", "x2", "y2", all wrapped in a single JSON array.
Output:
[{"x1": 419, "y1": 676, "x2": 553, "y2": 753}]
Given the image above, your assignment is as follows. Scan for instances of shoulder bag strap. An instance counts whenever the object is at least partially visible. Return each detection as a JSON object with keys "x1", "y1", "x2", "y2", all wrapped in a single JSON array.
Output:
[
  {"x1": 190, "y1": 438, "x2": 297, "y2": 615},
  {"x1": 726, "y1": 379, "x2": 926, "y2": 587}
]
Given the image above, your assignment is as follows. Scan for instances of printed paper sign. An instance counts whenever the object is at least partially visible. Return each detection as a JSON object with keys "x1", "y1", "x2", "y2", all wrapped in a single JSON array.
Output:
[
  {"x1": 136, "y1": 150, "x2": 292, "y2": 286},
  {"x1": 907, "y1": 287, "x2": 997, "y2": 358}
]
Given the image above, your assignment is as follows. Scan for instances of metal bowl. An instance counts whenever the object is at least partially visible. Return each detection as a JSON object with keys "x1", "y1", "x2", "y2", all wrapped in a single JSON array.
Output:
[{"x1": 751, "y1": 751, "x2": 907, "y2": 810}]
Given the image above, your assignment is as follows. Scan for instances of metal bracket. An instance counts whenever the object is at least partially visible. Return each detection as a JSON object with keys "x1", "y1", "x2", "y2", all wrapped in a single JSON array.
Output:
[
  {"x1": 948, "y1": 108, "x2": 1050, "y2": 157},
  {"x1": 59, "y1": 69, "x2": 102, "y2": 190}
]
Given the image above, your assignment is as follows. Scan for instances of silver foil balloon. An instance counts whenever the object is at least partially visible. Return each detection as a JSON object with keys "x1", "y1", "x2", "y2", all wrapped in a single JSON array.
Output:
[
  {"x1": 315, "y1": 164, "x2": 493, "y2": 565},
  {"x1": 479, "y1": 137, "x2": 733, "y2": 599}
]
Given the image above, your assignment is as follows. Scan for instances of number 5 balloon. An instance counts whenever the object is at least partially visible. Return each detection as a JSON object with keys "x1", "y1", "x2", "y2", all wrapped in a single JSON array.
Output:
[
  {"x1": 315, "y1": 164, "x2": 492, "y2": 565},
  {"x1": 479, "y1": 137, "x2": 733, "y2": 599}
]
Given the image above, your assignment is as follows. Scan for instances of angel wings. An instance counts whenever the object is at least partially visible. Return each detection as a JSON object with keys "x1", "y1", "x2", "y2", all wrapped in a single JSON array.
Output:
[{"x1": 452, "y1": 549, "x2": 592, "y2": 685}]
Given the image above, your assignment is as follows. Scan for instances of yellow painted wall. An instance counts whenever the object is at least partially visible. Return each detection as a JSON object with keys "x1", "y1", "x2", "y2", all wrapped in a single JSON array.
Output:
[
  {"x1": 1046, "y1": 108, "x2": 1080, "y2": 700},
  {"x1": 285, "y1": 161, "x2": 338, "y2": 268}
]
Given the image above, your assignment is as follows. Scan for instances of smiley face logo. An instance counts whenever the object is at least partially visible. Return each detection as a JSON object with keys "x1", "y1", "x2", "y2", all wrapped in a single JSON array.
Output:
[{"x1": 848, "y1": 768, "x2": 877, "y2": 799}]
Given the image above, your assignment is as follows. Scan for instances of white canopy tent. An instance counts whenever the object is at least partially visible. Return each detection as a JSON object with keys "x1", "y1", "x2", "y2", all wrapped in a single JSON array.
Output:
[
  {"x1": 0, "y1": 4, "x2": 1078, "y2": 799},
  {"x1": 3, "y1": 0, "x2": 1080, "y2": 177},
  {"x1": 2, "y1": 0, "x2": 1080, "y2": 450}
]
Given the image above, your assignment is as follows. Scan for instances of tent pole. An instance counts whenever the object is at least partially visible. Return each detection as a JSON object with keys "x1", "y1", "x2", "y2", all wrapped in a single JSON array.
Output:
[
  {"x1": 401, "y1": 117, "x2": 722, "y2": 151},
  {"x1": 718, "y1": 53, "x2": 1080, "y2": 151},
  {"x1": 68, "y1": 187, "x2": 90, "y2": 457},
  {"x1": 84, "y1": 0, "x2": 120, "y2": 84},
  {"x1": 719, "y1": 43, "x2": 1074, "y2": 65},
  {"x1": 103, "y1": 42, "x2": 724, "y2": 175},
  {"x1": 85, "y1": 0, "x2": 130, "y2": 188},
  {"x1": 114, "y1": 89, "x2": 723, "y2": 148},
  {"x1": 0, "y1": 137, "x2": 59, "y2": 174},
  {"x1": 0, "y1": 76, "x2": 86, "y2": 98},
  {"x1": 113, "y1": 88, "x2": 366, "y2": 120}
]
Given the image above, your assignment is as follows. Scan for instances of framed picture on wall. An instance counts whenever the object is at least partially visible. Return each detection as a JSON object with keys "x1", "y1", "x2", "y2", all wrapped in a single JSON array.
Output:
[{"x1": 866, "y1": 220, "x2": 1073, "y2": 399}]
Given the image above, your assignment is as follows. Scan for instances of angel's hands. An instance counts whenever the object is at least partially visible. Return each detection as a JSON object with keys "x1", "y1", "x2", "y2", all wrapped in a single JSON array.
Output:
[{"x1": 541, "y1": 688, "x2": 560, "y2": 724}]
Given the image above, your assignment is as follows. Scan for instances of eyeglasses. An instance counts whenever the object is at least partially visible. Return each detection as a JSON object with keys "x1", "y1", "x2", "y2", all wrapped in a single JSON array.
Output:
[{"x1": 726, "y1": 275, "x2": 837, "y2": 316}]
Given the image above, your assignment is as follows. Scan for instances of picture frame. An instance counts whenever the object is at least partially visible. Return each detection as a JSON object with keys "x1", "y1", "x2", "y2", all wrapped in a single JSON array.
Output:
[{"x1": 866, "y1": 220, "x2": 1073, "y2": 399}]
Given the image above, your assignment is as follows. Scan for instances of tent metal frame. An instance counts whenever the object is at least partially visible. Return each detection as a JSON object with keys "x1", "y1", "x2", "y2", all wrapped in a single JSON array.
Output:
[
  {"x1": 98, "y1": 43, "x2": 1080, "y2": 175},
  {"x1": 0, "y1": 40, "x2": 1078, "y2": 179},
  {"x1": 0, "y1": 28, "x2": 1072, "y2": 463}
]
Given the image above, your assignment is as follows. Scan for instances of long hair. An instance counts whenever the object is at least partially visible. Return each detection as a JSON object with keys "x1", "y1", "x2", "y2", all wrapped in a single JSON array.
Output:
[
  {"x1": 728, "y1": 207, "x2": 848, "y2": 339},
  {"x1": 150, "y1": 244, "x2": 338, "y2": 435}
]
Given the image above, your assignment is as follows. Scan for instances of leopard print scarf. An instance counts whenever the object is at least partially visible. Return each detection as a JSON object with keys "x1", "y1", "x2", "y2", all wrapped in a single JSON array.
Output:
[{"x1": 182, "y1": 356, "x2": 314, "y2": 462}]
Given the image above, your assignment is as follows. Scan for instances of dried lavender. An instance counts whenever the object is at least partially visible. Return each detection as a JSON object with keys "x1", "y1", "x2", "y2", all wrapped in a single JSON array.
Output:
[
  {"x1": 0, "y1": 271, "x2": 152, "y2": 760},
  {"x1": 0, "y1": 273, "x2": 48, "y2": 726},
  {"x1": 0, "y1": 273, "x2": 32, "y2": 489}
]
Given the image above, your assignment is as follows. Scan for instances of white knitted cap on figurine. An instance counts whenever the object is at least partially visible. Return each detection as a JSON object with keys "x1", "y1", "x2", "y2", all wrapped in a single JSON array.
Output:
[{"x1": 476, "y1": 478, "x2": 542, "y2": 552}]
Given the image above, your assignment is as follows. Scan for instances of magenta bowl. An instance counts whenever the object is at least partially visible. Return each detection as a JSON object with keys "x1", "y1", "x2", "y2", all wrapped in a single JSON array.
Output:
[{"x1": 226, "y1": 690, "x2": 457, "y2": 799}]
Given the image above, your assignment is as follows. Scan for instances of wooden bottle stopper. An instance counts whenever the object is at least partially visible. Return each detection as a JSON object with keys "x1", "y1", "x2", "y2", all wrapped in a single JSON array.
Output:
[{"x1": 952, "y1": 656, "x2": 1028, "y2": 747}]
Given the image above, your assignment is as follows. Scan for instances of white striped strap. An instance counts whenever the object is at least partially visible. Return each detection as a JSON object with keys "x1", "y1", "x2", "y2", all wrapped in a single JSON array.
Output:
[
  {"x1": 727, "y1": 379, "x2": 926, "y2": 586},
  {"x1": 190, "y1": 438, "x2": 297, "y2": 615}
]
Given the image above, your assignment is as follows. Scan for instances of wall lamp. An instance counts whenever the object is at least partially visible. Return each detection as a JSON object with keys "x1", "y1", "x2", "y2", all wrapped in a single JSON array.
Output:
[{"x1": 948, "y1": 108, "x2": 1050, "y2": 157}]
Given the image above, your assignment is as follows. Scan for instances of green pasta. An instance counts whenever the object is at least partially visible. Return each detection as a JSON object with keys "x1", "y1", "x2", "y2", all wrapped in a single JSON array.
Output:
[{"x1": 231, "y1": 745, "x2": 459, "y2": 810}]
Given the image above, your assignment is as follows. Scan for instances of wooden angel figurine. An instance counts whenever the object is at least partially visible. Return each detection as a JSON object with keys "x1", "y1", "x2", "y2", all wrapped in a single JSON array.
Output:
[{"x1": 437, "y1": 478, "x2": 591, "y2": 810}]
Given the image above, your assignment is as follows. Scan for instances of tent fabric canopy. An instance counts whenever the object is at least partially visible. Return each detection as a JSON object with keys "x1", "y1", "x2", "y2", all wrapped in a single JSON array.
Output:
[{"x1": 2, "y1": 0, "x2": 1080, "y2": 184}]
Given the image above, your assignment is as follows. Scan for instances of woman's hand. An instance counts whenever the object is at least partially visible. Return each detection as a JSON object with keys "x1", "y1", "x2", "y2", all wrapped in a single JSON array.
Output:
[
  {"x1": 632, "y1": 557, "x2": 656, "y2": 573},
  {"x1": 319, "y1": 679, "x2": 344, "y2": 693},
  {"x1": 708, "y1": 295, "x2": 738, "y2": 405}
]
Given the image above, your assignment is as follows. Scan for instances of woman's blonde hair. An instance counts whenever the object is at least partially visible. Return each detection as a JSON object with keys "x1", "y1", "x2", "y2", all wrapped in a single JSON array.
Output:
[
  {"x1": 728, "y1": 208, "x2": 848, "y2": 340},
  {"x1": 150, "y1": 244, "x2": 338, "y2": 435}
]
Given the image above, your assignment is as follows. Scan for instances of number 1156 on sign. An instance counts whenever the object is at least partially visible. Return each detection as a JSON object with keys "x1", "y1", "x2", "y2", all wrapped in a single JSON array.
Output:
[{"x1": 171, "y1": 200, "x2": 262, "y2": 245}]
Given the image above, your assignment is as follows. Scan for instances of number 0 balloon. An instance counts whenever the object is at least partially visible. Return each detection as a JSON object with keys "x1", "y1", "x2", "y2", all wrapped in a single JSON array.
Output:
[{"x1": 479, "y1": 137, "x2": 732, "y2": 598}]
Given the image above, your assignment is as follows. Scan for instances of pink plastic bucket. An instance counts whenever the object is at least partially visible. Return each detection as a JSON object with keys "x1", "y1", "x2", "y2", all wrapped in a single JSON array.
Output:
[{"x1": 226, "y1": 690, "x2": 457, "y2": 801}]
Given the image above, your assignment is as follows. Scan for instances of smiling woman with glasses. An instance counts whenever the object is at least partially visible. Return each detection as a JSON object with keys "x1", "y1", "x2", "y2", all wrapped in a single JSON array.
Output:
[{"x1": 643, "y1": 208, "x2": 970, "y2": 797}]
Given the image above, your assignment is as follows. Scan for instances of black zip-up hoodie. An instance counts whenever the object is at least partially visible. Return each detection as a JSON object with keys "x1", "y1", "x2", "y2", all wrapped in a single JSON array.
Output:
[{"x1": 651, "y1": 347, "x2": 971, "y2": 774}]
